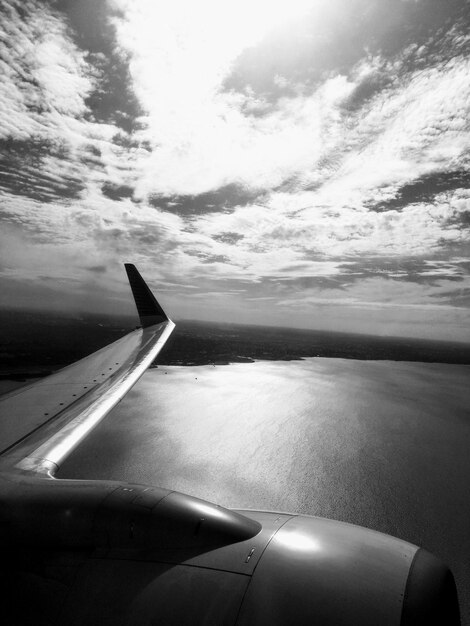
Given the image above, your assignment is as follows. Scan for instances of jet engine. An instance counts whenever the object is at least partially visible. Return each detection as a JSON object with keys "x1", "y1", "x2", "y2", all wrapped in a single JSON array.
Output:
[{"x1": 0, "y1": 475, "x2": 460, "y2": 625}]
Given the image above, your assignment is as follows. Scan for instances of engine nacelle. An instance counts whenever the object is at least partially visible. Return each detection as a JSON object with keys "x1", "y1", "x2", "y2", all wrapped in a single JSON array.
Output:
[{"x1": 235, "y1": 512, "x2": 460, "y2": 625}]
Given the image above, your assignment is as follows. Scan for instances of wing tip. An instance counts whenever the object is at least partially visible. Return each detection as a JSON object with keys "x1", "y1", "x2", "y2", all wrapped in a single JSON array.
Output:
[{"x1": 125, "y1": 263, "x2": 169, "y2": 327}]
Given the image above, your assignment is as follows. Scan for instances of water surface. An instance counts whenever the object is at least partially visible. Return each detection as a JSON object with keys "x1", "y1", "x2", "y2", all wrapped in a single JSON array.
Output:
[{"x1": 59, "y1": 358, "x2": 470, "y2": 622}]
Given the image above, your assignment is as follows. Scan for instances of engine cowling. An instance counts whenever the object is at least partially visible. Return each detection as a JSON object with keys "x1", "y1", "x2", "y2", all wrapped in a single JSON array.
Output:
[{"x1": 235, "y1": 512, "x2": 460, "y2": 625}]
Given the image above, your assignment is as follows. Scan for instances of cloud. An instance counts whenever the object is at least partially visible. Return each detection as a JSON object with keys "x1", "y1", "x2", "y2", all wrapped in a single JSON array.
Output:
[
  {"x1": 95, "y1": 0, "x2": 470, "y2": 228},
  {"x1": 0, "y1": 1, "x2": 94, "y2": 138},
  {"x1": 224, "y1": 0, "x2": 470, "y2": 98},
  {"x1": 101, "y1": 182, "x2": 135, "y2": 201},
  {"x1": 366, "y1": 170, "x2": 470, "y2": 212},
  {"x1": 0, "y1": 0, "x2": 468, "y2": 341},
  {"x1": 55, "y1": 0, "x2": 143, "y2": 132},
  {"x1": 148, "y1": 183, "x2": 262, "y2": 216},
  {"x1": 85, "y1": 264, "x2": 107, "y2": 274}
]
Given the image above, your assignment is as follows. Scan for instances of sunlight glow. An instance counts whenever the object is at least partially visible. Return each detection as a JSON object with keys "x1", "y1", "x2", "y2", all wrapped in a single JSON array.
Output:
[
  {"x1": 191, "y1": 501, "x2": 228, "y2": 521},
  {"x1": 276, "y1": 531, "x2": 322, "y2": 552},
  {"x1": 112, "y1": 0, "x2": 318, "y2": 55},
  {"x1": 110, "y1": 0, "x2": 318, "y2": 104},
  {"x1": 108, "y1": 0, "x2": 321, "y2": 196}
]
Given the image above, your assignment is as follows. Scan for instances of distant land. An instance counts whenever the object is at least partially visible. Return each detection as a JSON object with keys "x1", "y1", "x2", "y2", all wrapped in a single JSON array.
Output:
[{"x1": 1, "y1": 309, "x2": 469, "y2": 381}]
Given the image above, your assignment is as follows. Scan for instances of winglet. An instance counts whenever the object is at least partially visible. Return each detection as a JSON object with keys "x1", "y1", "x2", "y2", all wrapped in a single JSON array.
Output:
[{"x1": 125, "y1": 264, "x2": 169, "y2": 327}]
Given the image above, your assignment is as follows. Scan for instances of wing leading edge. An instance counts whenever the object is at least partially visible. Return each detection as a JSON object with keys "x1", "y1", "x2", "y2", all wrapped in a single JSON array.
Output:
[{"x1": 0, "y1": 265, "x2": 174, "y2": 476}]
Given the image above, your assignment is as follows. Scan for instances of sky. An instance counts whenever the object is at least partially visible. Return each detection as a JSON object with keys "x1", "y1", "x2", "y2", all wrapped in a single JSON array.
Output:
[{"x1": 0, "y1": 0, "x2": 469, "y2": 342}]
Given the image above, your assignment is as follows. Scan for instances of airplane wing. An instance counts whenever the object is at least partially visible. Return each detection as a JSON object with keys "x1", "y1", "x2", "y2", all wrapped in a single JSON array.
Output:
[{"x1": 0, "y1": 264, "x2": 174, "y2": 476}]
